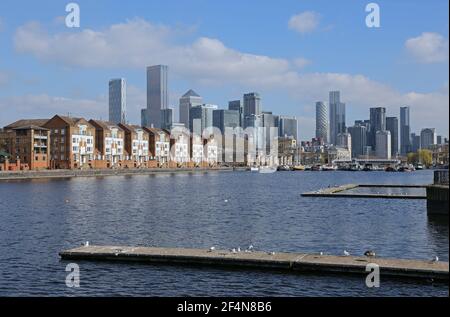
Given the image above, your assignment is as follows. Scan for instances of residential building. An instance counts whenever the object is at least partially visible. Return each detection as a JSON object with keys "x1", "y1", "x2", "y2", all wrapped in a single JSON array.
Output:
[
  {"x1": 89, "y1": 120, "x2": 125, "y2": 167},
  {"x1": 190, "y1": 134, "x2": 204, "y2": 166},
  {"x1": 1, "y1": 119, "x2": 51, "y2": 170},
  {"x1": 203, "y1": 135, "x2": 218, "y2": 166},
  {"x1": 44, "y1": 115, "x2": 95, "y2": 169},
  {"x1": 420, "y1": 128, "x2": 437, "y2": 149},
  {"x1": 179, "y1": 89, "x2": 203, "y2": 130},
  {"x1": 400, "y1": 106, "x2": 411, "y2": 155},
  {"x1": 146, "y1": 65, "x2": 168, "y2": 128},
  {"x1": 109, "y1": 78, "x2": 126, "y2": 124},
  {"x1": 315, "y1": 101, "x2": 328, "y2": 143},
  {"x1": 144, "y1": 127, "x2": 170, "y2": 166},
  {"x1": 118, "y1": 123, "x2": 149, "y2": 166},
  {"x1": 386, "y1": 116, "x2": 399, "y2": 157},
  {"x1": 376, "y1": 130, "x2": 391, "y2": 159},
  {"x1": 278, "y1": 136, "x2": 297, "y2": 165},
  {"x1": 329, "y1": 91, "x2": 346, "y2": 145},
  {"x1": 169, "y1": 127, "x2": 190, "y2": 167}
]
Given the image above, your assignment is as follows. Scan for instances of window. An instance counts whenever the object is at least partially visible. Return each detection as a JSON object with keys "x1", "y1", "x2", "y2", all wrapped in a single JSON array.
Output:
[{"x1": 61, "y1": 129, "x2": 65, "y2": 135}]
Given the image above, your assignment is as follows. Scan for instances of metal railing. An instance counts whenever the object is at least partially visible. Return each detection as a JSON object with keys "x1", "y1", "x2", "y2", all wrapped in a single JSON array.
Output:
[{"x1": 434, "y1": 170, "x2": 449, "y2": 185}]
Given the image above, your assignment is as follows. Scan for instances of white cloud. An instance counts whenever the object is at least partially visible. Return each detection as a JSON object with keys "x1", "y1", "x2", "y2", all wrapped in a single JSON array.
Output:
[
  {"x1": 288, "y1": 11, "x2": 320, "y2": 34},
  {"x1": 9, "y1": 19, "x2": 449, "y2": 138},
  {"x1": 293, "y1": 57, "x2": 311, "y2": 68},
  {"x1": 405, "y1": 32, "x2": 449, "y2": 64}
]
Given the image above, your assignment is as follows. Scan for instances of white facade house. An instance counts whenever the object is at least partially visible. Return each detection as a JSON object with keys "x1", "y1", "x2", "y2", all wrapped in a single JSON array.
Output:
[
  {"x1": 72, "y1": 124, "x2": 94, "y2": 164},
  {"x1": 105, "y1": 127, "x2": 124, "y2": 164},
  {"x1": 131, "y1": 129, "x2": 149, "y2": 162}
]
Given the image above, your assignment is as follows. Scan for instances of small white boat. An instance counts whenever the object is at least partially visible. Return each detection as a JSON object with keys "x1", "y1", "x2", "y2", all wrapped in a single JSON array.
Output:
[
  {"x1": 259, "y1": 166, "x2": 277, "y2": 174},
  {"x1": 250, "y1": 166, "x2": 259, "y2": 172}
]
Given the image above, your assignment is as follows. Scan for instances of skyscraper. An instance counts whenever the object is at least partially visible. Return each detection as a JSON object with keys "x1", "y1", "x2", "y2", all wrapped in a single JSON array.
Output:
[
  {"x1": 147, "y1": 65, "x2": 168, "y2": 128},
  {"x1": 141, "y1": 108, "x2": 148, "y2": 127},
  {"x1": 386, "y1": 116, "x2": 399, "y2": 157},
  {"x1": 315, "y1": 101, "x2": 328, "y2": 143},
  {"x1": 348, "y1": 124, "x2": 367, "y2": 158},
  {"x1": 400, "y1": 106, "x2": 411, "y2": 155},
  {"x1": 420, "y1": 128, "x2": 437, "y2": 149},
  {"x1": 161, "y1": 108, "x2": 173, "y2": 130},
  {"x1": 212, "y1": 109, "x2": 240, "y2": 134},
  {"x1": 329, "y1": 91, "x2": 346, "y2": 146},
  {"x1": 189, "y1": 104, "x2": 218, "y2": 135},
  {"x1": 228, "y1": 100, "x2": 243, "y2": 128},
  {"x1": 369, "y1": 107, "x2": 386, "y2": 150},
  {"x1": 411, "y1": 133, "x2": 421, "y2": 153},
  {"x1": 109, "y1": 78, "x2": 126, "y2": 124},
  {"x1": 243, "y1": 93, "x2": 261, "y2": 128},
  {"x1": 179, "y1": 89, "x2": 203, "y2": 130},
  {"x1": 279, "y1": 116, "x2": 298, "y2": 140},
  {"x1": 376, "y1": 130, "x2": 391, "y2": 159}
]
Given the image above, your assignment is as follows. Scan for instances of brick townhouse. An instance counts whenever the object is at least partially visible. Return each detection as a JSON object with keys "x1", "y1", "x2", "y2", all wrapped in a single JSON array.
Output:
[
  {"x1": 89, "y1": 120, "x2": 125, "y2": 168},
  {"x1": 44, "y1": 115, "x2": 96, "y2": 169},
  {"x1": 118, "y1": 123, "x2": 149, "y2": 167}
]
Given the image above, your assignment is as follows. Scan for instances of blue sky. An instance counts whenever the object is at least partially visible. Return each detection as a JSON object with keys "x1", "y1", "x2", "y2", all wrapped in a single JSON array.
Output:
[{"x1": 0, "y1": 0, "x2": 448, "y2": 139}]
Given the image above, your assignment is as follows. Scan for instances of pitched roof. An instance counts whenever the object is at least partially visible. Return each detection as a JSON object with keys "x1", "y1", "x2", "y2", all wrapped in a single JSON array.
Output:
[
  {"x1": 4, "y1": 119, "x2": 49, "y2": 130},
  {"x1": 182, "y1": 89, "x2": 201, "y2": 98},
  {"x1": 89, "y1": 119, "x2": 123, "y2": 131},
  {"x1": 12, "y1": 125, "x2": 49, "y2": 131}
]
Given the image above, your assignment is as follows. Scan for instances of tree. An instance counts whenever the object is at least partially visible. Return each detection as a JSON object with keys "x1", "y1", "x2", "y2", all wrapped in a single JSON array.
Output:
[
  {"x1": 407, "y1": 152, "x2": 418, "y2": 164},
  {"x1": 418, "y1": 149, "x2": 433, "y2": 167}
]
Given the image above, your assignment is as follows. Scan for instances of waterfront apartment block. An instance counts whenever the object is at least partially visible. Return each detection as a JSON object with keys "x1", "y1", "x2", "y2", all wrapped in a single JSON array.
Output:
[
  {"x1": 190, "y1": 134, "x2": 204, "y2": 166},
  {"x1": 44, "y1": 115, "x2": 95, "y2": 169},
  {"x1": 169, "y1": 128, "x2": 190, "y2": 167},
  {"x1": 1, "y1": 119, "x2": 51, "y2": 170},
  {"x1": 144, "y1": 127, "x2": 170, "y2": 167},
  {"x1": 89, "y1": 120, "x2": 125, "y2": 168},
  {"x1": 203, "y1": 135, "x2": 218, "y2": 167},
  {"x1": 118, "y1": 123, "x2": 149, "y2": 167}
]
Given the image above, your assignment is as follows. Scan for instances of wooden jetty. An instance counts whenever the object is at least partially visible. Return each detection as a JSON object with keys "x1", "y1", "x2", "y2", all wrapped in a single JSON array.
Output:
[{"x1": 59, "y1": 245, "x2": 448, "y2": 281}]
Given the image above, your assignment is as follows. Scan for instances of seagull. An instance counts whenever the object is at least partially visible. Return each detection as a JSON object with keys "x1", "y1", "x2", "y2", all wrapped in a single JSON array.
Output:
[
  {"x1": 248, "y1": 245, "x2": 254, "y2": 251},
  {"x1": 343, "y1": 250, "x2": 350, "y2": 256},
  {"x1": 432, "y1": 256, "x2": 439, "y2": 262},
  {"x1": 319, "y1": 252, "x2": 324, "y2": 256},
  {"x1": 267, "y1": 251, "x2": 275, "y2": 256},
  {"x1": 208, "y1": 246, "x2": 216, "y2": 252},
  {"x1": 84, "y1": 241, "x2": 90, "y2": 247},
  {"x1": 224, "y1": 199, "x2": 228, "y2": 203},
  {"x1": 237, "y1": 247, "x2": 241, "y2": 252},
  {"x1": 231, "y1": 248, "x2": 237, "y2": 253},
  {"x1": 364, "y1": 250, "x2": 376, "y2": 257}
]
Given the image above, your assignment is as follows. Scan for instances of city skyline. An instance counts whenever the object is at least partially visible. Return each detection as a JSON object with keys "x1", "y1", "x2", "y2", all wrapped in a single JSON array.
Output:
[{"x1": 0, "y1": 0, "x2": 448, "y2": 139}]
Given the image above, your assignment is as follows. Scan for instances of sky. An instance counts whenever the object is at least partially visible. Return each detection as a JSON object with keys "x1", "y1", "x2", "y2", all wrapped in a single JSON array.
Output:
[{"x1": 0, "y1": 0, "x2": 448, "y2": 139}]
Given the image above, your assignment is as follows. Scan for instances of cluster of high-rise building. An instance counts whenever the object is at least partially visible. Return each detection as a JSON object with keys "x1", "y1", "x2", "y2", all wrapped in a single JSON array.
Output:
[{"x1": 313, "y1": 91, "x2": 447, "y2": 161}]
